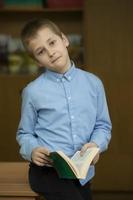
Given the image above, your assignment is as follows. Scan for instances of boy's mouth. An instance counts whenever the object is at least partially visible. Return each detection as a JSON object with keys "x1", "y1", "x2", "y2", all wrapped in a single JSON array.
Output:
[{"x1": 51, "y1": 56, "x2": 61, "y2": 63}]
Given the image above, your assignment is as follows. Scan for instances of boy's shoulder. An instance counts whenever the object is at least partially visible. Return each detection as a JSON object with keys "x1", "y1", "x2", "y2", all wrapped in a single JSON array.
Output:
[
  {"x1": 76, "y1": 67, "x2": 102, "y2": 85},
  {"x1": 23, "y1": 73, "x2": 46, "y2": 93}
]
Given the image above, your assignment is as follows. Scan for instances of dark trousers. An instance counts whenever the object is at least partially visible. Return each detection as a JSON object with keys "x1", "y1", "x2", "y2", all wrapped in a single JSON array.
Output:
[{"x1": 29, "y1": 163, "x2": 92, "y2": 200}]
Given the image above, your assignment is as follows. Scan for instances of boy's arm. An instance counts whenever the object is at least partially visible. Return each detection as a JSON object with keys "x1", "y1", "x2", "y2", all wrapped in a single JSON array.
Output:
[
  {"x1": 89, "y1": 78, "x2": 112, "y2": 153},
  {"x1": 16, "y1": 87, "x2": 41, "y2": 161}
]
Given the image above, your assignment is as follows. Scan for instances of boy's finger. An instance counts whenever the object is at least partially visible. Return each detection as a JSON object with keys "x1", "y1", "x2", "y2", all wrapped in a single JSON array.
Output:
[
  {"x1": 92, "y1": 153, "x2": 99, "y2": 165},
  {"x1": 38, "y1": 147, "x2": 50, "y2": 155},
  {"x1": 80, "y1": 144, "x2": 89, "y2": 156}
]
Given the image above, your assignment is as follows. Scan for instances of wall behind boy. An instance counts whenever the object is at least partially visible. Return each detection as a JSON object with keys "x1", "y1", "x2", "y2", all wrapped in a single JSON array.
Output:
[{"x1": 84, "y1": 0, "x2": 133, "y2": 191}]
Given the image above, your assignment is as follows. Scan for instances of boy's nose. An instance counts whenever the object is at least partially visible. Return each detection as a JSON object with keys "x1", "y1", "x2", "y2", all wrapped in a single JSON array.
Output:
[{"x1": 47, "y1": 49, "x2": 55, "y2": 57}]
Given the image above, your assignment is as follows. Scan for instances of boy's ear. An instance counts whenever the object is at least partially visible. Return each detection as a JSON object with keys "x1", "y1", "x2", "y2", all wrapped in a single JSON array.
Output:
[{"x1": 61, "y1": 33, "x2": 69, "y2": 47}]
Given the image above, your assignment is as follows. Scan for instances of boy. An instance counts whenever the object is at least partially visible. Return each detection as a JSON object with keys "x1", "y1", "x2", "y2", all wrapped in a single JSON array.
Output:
[{"x1": 16, "y1": 18, "x2": 112, "y2": 200}]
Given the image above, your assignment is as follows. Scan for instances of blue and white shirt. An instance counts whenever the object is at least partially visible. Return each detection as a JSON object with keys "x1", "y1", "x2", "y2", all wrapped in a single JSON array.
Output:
[{"x1": 17, "y1": 63, "x2": 112, "y2": 185}]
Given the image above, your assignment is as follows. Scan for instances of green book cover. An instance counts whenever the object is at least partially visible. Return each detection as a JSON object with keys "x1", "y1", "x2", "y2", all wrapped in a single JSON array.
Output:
[
  {"x1": 50, "y1": 147, "x2": 100, "y2": 179},
  {"x1": 5, "y1": 0, "x2": 43, "y2": 6},
  {"x1": 50, "y1": 152, "x2": 77, "y2": 179}
]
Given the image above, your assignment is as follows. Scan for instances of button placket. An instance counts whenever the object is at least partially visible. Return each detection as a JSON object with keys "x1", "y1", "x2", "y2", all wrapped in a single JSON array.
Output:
[{"x1": 62, "y1": 77, "x2": 77, "y2": 145}]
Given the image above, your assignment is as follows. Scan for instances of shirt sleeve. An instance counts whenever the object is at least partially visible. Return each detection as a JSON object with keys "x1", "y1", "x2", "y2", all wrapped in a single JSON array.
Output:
[
  {"x1": 16, "y1": 86, "x2": 40, "y2": 161},
  {"x1": 90, "y1": 78, "x2": 112, "y2": 152}
]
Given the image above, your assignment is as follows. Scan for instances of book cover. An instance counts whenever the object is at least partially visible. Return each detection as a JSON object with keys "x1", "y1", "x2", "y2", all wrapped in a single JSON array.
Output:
[
  {"x1": 50, "y1": 152, "x2": 77, "y2": 179},
  {"x1": 50, "y1": 147, "x2": 99, "y2": 179}
]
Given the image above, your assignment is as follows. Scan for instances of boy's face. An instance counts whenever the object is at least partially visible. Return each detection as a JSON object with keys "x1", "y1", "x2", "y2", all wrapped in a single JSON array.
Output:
[{"x1": 28, "y1": 27, "x2": 71, "y2": 74}]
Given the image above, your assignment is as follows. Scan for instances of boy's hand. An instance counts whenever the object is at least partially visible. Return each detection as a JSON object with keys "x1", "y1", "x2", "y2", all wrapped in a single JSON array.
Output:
[
  {"x1": 31, "y1": 147, "x2": 53, "y2": 167},
  {"x1": 80, "y1": 142, "x2": 100, "y2": 165}
]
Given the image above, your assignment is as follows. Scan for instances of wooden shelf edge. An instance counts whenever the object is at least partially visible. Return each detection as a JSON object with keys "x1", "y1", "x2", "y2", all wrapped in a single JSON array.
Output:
[
  {"x1": 0, "y1": 7, "x2": 83, "y2": 13},
  {"x1": 0, "y1": 74, "x2": 37, "y2": 78}
]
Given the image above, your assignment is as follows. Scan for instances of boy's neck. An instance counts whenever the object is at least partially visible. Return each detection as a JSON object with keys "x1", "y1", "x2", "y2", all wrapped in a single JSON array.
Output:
[
  {"x1": 48, "y1": 59, "x2": 72, "y2": 74},
  {"x1": 62, "y1": 60, "x2": 72, "y2": 74}
]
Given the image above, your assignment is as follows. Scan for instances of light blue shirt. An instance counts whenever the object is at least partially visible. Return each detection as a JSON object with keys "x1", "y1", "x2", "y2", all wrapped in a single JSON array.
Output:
[{"x1": 16, "y1": 63, "x2": 112, "y2": 185}]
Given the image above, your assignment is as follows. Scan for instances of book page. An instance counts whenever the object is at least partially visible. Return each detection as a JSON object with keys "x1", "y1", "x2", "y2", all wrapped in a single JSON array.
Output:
[
  {"x1": 71, "y1": 149, "x2": 91, "y2": 168},
  {"x1": 71, "y1": 147, "x2": 99, "y2": 178}
]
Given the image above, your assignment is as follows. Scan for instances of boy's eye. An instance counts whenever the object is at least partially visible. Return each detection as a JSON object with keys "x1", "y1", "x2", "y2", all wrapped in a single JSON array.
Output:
[
  {"x1": 37, "y1": 49, "x2": 45, "y2": 56},
  {"x1": 49, "y1": 40, "x2": 56, "y2": 46}
]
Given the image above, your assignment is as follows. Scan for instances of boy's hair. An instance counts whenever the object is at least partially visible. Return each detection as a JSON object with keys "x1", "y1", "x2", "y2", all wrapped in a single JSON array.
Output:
[{"x1": 21, "y1": 18, "x2": 62, "y2": 54}]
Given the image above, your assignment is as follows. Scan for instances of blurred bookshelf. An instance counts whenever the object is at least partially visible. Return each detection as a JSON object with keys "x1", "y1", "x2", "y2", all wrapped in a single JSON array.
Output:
[
  {"x1": 0, "y1": 32, "x2": 84, "y2": 75},
  {"x1": 0, "y1": 0, "x2": 84, "y2": 76}
]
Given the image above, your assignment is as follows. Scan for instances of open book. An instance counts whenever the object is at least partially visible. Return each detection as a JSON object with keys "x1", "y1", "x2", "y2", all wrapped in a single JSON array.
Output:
[{"x1": 50, "y1": 147, "x2": 99, "y2": 179}]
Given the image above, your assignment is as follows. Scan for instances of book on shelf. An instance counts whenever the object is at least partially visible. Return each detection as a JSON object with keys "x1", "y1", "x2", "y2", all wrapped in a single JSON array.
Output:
[
  {"x1": 47, "y1": 0, "x2": 83, "y2": 8},
  {"x1": 50, "y1": 147, "x2": 99, "y2": 179},
  {"x1": 4, "y1": 0, "x2": 44, "y2": 9}
]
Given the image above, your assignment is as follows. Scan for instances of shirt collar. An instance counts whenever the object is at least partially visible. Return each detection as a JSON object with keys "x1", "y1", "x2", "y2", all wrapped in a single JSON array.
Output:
[{"x1": 45, "y1": 61, "x2": 76, "y2": 82}]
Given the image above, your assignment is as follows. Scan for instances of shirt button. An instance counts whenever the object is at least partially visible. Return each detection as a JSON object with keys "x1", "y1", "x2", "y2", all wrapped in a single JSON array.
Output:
[
  {"x1": 56, "y1": 78, "x2": 60, "y2": 82},
  {"x1": 68, "y1": 96, "x2": 71, "y2": 100},
  {"x1": 68, "y1": 76, "x2": 71, "y2": 80},
  {"x1": 71, "y1": 115, "x2": 74, "y2": 119},
  {"x1": 73, "y1": 134, "x2": 77, "y2": 138}
]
